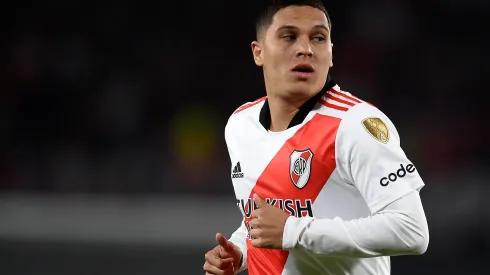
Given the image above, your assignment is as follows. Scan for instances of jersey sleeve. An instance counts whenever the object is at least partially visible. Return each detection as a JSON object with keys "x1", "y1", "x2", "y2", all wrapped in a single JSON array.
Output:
[
  {"x1": 335, "y1": 103, "x2": 425, "y2": 214},
  {"x1": 224, "y1": 115, "x2": 249, "y2": 272},
  {"x1": 228, "y1": 221, "x2": 249, "y2": 272},
  {"x1": 283, "y1": 190, "x2": 429, "y2": 256}
]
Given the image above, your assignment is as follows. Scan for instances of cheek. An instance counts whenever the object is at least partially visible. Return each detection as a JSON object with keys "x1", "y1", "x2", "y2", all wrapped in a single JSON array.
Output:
[
  {"x1": 323, "y1": 45, "x2": 333, "y2": 58},
  {"x1": 264, "y1": 53, "x2": 287, "y2": 73},
  {"x1": 264, "y1": 44, "x2": 289, "y2": 65},
  {"x1": 319, "y1": 48, "x2": 333, "y2": 67}
]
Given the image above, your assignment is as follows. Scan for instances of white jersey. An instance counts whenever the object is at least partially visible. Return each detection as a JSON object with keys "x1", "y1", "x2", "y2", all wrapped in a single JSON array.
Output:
[{"x1": 225, "y1": 81, "x2": 426, "y2": 275}]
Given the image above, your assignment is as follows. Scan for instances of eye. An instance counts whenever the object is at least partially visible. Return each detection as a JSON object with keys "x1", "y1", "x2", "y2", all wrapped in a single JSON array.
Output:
[
  {"x1": 282, "y1": 34, "x2": 296, "y2": 41},
  {"x1": 312, "y1": 36, "x2": 325, "y2": 42}
]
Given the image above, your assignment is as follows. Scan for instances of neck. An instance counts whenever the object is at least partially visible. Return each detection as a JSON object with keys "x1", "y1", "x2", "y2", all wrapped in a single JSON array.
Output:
[
  {"x1": 268, "y1": 93, "x2": 309, "y2": 132},
  {"x1": 261, "y1": 75, "x2": 334, "y2": 132}
]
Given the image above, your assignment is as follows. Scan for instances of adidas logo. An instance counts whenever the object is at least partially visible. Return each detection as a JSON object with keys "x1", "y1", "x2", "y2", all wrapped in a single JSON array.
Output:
[{"x1": 232, "y1": 162, "x2": 244, "y2": 179}]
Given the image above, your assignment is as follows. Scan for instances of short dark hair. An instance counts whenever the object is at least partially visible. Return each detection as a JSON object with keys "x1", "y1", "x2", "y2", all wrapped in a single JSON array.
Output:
[{"x1": 255, "y1": 0, "x2": 331, "y2": 40}]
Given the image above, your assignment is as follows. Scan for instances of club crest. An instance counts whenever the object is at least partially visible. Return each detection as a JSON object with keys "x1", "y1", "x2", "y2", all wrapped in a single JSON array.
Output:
[{"x1": 289, "y1": 149, "x2": 314, "y2": 189}]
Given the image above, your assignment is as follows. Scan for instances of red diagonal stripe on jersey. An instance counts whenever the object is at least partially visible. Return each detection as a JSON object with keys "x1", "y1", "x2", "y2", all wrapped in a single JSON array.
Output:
[
  {"x1": 234, "y1": 96, "x2": 267, "y2": 114},
  {"x1": 244, "y1": 114, "x2": 341, "y2": 275},
  {"x1": 329, "y1": 88, "x2": 362, "y2": 104},
  {"x1": 325, "y1": 92, "x2": 356, "y2": 106},
  {"x1": 319, "y1": 98, "x2": 349, "y2": 111}
]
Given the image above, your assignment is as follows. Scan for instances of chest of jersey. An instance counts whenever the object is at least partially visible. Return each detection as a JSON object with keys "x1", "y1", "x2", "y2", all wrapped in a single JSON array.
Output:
[{"x1": 230, "y1": 114, "x2": 342, "y2": 219}]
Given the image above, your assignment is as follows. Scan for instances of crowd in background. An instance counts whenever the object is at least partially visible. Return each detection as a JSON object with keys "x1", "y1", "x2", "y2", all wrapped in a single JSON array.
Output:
[{"x1": 2, "y1": 0, "x2": 487, "y2": 195}]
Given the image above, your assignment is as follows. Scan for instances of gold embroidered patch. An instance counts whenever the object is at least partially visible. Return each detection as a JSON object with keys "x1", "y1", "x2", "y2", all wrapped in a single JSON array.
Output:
[{"x1": 362, "y1": 118, "x2": 389, "y2": 143}]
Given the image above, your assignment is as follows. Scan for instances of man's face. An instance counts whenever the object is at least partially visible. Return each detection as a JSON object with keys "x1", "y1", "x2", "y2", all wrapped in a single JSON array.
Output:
[{"x1": 252, "y1": 5, "x2": 332, "y2": 99}]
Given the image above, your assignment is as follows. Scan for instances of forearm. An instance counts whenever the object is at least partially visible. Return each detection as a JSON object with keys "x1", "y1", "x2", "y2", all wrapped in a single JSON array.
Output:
[{"x1": 283, "y1": 191, "x2": 429, "y2": 257}]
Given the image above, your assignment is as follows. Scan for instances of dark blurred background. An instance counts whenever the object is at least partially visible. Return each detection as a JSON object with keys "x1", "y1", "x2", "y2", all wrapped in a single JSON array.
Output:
[{"x1": 0, "y1": 0, "x2": 488, "y2": 274}]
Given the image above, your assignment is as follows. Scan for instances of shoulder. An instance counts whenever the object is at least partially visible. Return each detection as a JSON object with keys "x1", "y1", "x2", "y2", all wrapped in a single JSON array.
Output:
[
  {"x1": 326, "y1": 89, "x2": 402, "y2": 152},
  {"x1": 227, "y1": 96, "x2": 267, "y2": 127},
  {"x1": 316, "y1": 85, "x2": 400, "y2": 147},
  {"x1": 224, "y1": 96, "x2": 266, "y2": 139},
  {"x1": 316, "y1": 85, "x2": 376, "y2": 120},
  {"x1": 232, "y1": 96, "x2": 267, "y2": 115},
  {"x1": 341, "y1": 100, "x2": 399, "y2": 144}
]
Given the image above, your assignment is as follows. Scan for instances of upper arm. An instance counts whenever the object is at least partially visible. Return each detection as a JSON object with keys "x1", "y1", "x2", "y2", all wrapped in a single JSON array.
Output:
[{"x1": 335, "y1": 103, "x2": 425, "y2": 214}]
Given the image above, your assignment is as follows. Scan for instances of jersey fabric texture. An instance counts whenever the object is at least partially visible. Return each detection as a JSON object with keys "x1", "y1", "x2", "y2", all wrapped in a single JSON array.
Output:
[{"x1": 225, "y1": 77, "x2": 425, "y2": 275}]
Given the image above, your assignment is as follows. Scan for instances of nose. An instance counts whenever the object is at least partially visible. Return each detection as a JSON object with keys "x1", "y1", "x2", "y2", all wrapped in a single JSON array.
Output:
[{"x1": 296, "y1": 38, "x2": 313, "y2": 57}]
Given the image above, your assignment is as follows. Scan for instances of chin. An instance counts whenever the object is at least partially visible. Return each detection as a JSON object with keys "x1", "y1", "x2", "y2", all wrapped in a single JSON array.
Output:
[{"x1": 287, "y1": 81, "x2": 322, "y2": 98}]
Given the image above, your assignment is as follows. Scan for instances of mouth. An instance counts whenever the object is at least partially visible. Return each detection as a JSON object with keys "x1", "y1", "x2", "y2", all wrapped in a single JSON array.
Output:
[{"x1": 291, "y1": 64, "x2": 314, "y2": 78}]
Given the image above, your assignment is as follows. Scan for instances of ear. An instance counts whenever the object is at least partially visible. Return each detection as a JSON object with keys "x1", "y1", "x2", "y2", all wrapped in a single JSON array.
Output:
[
  {"x1": 251, "y1": 41, "x2": 264, "y2": 67},
  {"x1": 329, "y1": 43, "x2": 334, "y2": 68}
]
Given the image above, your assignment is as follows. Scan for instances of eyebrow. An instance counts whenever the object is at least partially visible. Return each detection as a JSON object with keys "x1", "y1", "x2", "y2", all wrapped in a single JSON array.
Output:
[{"x1": 276, "y1": 24, "x2": 330, "y2": 32}]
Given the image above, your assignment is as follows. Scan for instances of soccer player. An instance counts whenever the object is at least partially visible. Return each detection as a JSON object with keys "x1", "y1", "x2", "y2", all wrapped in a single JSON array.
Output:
[{"x1": 203, "y1": 1, "x2": 429, "y2": 274}]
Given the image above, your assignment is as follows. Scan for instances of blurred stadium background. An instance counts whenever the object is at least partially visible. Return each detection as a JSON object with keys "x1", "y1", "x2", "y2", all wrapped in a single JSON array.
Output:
[{"x1": 1, "y1": 0, "x2": 488, "y2": 274}]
